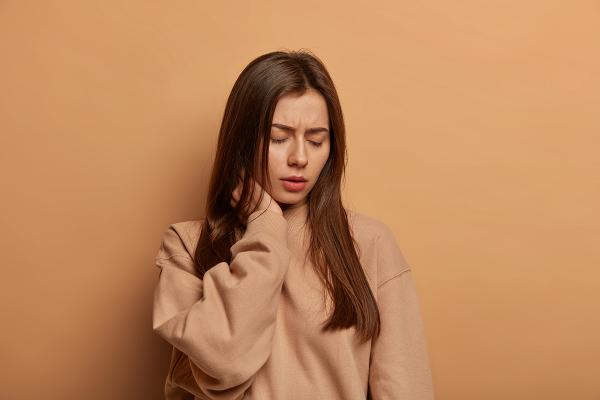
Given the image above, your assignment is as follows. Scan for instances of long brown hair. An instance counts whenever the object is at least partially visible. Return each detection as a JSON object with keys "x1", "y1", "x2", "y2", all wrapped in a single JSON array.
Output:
[{"x1": 194, "y1": 49, "x2": 380, "y2": 343}]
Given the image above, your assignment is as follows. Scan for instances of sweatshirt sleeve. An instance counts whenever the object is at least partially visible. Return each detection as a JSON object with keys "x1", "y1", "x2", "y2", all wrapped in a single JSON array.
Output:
[
  {"x1": 152, "y1": 209, "x2": 291, "y2": 399},
  {"x1": 368, "y1": 225, "x2": 435, "y2": 400}
]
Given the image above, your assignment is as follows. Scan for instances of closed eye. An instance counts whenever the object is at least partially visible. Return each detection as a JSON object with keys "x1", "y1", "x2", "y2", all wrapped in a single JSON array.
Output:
[
  {"x1": 270, "y1": 138, "x2": 323, "y2": 147},
  {"x1": 270, "y1": 138, "x2": 287, "y2": 144}
]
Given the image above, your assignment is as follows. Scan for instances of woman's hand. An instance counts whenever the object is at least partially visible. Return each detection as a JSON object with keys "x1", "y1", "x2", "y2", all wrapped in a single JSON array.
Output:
[{"x1": 231, "y1": 172, "x2": 283, "y2": 217}]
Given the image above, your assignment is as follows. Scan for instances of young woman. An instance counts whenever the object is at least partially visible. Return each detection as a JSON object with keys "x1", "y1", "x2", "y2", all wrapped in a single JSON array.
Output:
[{"x1": 152, "y1": 50, "x2": 435, "y2": 400}]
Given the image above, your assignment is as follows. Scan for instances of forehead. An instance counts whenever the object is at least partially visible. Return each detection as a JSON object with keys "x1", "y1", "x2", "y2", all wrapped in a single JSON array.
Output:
[{"x1": 272, "y1": 89, "x2": 329, "y2": 126}]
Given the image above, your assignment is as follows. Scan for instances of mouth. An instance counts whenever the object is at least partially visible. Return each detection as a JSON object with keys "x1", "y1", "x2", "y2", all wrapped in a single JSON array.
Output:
[
  {"x1": 281, "y1": 177, "x2": 306, "y2": 192},
  {"x1": 282, "y1": 176, "x2": 307, "y2": 182}
]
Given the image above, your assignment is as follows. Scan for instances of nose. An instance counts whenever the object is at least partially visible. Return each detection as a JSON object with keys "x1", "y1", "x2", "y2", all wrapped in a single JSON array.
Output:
[{"x1": 288, "y1": 140, "x2": 308, "y2": 167}]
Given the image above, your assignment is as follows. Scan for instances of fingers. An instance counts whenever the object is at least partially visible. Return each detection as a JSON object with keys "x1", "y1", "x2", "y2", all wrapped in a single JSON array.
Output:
[
  {"x1": 230, "y1": 169, "x2": 269, "y2": 211},
  {"x1": 231, "y1": 169, "x2": 246, "y2": 206},
  {"x1": 231, "y1": 178, "x2": 242, "y2": 207}
]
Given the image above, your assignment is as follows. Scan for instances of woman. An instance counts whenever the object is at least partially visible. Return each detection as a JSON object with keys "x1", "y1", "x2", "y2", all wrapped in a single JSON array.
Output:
[{"x1": 152, "y1": 49, "x2": 435, "y2": 400}]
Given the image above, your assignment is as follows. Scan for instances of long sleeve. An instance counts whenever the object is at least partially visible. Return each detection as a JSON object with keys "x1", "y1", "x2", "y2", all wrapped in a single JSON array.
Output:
[
  {"x1": 368, "y1": 225, "x2": 435, "y2": 400},
  {"x1": 152, "y1": 209, "x2": 291, "y2": 400}
]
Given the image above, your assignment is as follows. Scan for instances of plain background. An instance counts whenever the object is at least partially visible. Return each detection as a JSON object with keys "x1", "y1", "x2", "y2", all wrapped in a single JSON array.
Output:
[{"x1": 1, "y1": 1, "x2": 599, "y2": 399}]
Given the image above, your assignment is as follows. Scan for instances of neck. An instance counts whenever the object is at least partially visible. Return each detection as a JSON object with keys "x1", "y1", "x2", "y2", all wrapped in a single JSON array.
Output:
[{"x1": 281, "y1": 201, "x2": 309, "y2": 231}]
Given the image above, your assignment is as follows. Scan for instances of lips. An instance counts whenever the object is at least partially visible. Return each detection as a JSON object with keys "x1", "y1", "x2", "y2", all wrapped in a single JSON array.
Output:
[
  {"x1": 282, "y1": 176, "x2": 306, "y2": 182},
  {"x1": 281, "y1": 179, "x2": 306, "y2": 192}
]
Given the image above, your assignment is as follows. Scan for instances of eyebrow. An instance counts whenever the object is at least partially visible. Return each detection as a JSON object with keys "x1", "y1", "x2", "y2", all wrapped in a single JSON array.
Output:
[{"x1": 271, "y1": 123, "x2": 329, "y2": 134}]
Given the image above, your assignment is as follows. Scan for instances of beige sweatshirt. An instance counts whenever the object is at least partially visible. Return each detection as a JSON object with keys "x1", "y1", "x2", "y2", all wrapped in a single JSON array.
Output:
[{"x1": 152, "y1": 201, "x2": 435, "y2": 400}]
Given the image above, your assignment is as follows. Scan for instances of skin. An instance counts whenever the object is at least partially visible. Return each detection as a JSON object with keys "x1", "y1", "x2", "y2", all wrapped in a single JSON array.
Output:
[
  {"x1": 267, "y1": 88, "x2": 331, "y2": 212},
  {"x1": 231, "y1": 88, "x2": 331, "y2": 217}
]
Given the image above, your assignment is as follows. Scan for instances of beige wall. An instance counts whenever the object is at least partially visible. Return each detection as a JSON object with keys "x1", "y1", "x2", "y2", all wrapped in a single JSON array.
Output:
[{"x1": 1, "y1": 1, "x2": 599, "y2": 399}]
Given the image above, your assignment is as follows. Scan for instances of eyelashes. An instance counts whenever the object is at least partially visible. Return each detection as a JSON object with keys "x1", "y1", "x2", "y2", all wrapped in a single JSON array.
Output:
[{"x1": 270, "y1": 138, "x2": 323, "y2": 147}]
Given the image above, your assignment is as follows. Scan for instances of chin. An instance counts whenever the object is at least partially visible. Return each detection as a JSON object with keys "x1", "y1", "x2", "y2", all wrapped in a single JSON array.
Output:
[{"x1": 273, "y1": 191, "x2": 305, "y2": 205}]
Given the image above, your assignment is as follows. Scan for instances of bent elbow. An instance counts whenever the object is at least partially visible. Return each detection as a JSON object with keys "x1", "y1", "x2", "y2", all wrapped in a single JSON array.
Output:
[{"x1": 188, "y1": 357, "x2": 257, "y2": 391}]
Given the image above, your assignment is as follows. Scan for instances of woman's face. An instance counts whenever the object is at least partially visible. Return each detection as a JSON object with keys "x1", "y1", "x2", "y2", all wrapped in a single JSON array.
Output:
[{"x1": 265, "y1": 88, "x2": 331, "y2": 208}]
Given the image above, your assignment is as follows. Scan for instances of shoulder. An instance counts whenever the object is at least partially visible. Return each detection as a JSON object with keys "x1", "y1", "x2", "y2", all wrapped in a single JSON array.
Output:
[
  {"x1": 347, "y1": 209, "x2": 389, "y2": 239},
  {"x1": 346, "y1": 208, "x2": 400, "y2": 251},
  {"x1": 346, "y1": 209, "x2": 411, "y2": 288},
  {"x1": 155, "y1": 219, "x2": 205, "y2": 260}
]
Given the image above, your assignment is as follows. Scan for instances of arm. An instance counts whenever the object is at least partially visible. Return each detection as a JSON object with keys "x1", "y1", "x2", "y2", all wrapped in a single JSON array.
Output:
[
  {"x1": 368, "y1": 227, "x2": 435, "y2": 400},
  {"x1": 152, "y1": 209, "x2": 290, "y2": 399}
]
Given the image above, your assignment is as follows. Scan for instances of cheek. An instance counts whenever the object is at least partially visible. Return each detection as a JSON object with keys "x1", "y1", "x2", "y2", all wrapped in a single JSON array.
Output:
[
  {"x1": 316, "y1": 146, "x2": 330, "y2": 169},
  {"x1": 267, "y1": 150, "x2": 285, "y2": 178}
]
